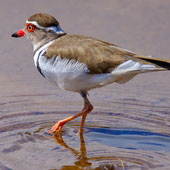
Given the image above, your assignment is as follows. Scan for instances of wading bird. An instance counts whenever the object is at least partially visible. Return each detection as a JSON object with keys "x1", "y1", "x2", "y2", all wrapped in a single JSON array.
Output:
[{"x1": 12, "y1": 13, "x2": 170, "y2": 133}]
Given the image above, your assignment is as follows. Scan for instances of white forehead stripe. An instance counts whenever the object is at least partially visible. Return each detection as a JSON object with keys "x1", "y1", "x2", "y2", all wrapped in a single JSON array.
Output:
[
  {"x1": 26, "y1": 20, "x2": 64, "y2": 34},
  {"x1": 26, "y1": 20, "x2": 43, "y2": 28}
]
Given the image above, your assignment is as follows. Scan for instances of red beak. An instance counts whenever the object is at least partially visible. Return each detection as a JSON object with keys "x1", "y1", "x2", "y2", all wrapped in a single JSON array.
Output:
[{"x1": 11, "y1": 29, "x2": 25, "y2": 38}]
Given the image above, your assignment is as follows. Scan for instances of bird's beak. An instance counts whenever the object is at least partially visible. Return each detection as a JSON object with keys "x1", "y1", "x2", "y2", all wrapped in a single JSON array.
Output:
[{"x1": 11, "y1": 29, "x2": 25, "y2": 38}]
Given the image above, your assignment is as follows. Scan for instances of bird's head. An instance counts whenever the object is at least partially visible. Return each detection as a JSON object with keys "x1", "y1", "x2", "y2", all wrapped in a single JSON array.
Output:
[{"x1": 11, "y1": 13, "x2": 66, "y2": 50}]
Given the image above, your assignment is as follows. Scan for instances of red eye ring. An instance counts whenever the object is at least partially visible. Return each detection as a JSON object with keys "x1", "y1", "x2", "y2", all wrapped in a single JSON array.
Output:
[{"x1": 26, "y1": 24, "x2": 36, "y2": 32}]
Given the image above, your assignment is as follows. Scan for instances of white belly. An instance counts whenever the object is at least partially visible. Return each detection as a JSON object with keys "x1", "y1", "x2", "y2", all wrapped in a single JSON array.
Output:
[{"x1": 39, "y1": 55, "x2": 118, "y2": 91}]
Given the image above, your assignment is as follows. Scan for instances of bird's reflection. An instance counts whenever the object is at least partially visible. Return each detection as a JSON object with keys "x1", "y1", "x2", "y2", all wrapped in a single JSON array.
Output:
[
  {"x1": 52, "y1": 132, "x2": 126, "y2": 170},
  {"x1": 52, "y1": 133, "x2": 92, "y2": 169}
]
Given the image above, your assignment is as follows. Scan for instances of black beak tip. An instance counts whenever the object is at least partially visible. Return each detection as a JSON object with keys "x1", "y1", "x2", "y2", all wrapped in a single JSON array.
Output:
[{"x1": 11, "y1": 33, "x2": 19, "y2": 38}]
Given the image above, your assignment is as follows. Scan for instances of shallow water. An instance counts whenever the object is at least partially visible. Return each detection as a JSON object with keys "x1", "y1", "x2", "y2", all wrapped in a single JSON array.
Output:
[
  {"x1": 1, "y1": 103, "x2": 170, "y2": 169},
  {"x1": 1, "y1": 0, "x2": 170, "y2": 169}
]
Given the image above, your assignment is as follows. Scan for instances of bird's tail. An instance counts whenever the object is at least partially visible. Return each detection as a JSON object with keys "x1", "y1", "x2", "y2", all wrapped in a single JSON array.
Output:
[{"x1": 135, "y1": 55, "x2": 170, "y2": 70}]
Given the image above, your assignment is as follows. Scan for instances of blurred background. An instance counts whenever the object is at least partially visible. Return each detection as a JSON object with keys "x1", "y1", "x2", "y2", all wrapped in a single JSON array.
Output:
[
  {"x1": 0, "y1": 0, "x2": 170, "y2": 100},
  {"x1": 1, "y1": 0, "x2": 170, "y2": 105},
  {"x1": 1, "y1": 0, "x2": 170, "y2": 170}
]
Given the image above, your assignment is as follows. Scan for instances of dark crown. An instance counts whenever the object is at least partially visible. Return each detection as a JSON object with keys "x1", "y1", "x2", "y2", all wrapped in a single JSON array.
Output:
[{"x1": 28, "y1": 13, "x2": 59, "y2": 27}]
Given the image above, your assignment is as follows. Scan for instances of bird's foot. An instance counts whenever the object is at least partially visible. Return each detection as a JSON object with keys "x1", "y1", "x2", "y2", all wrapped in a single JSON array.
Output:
[{"x1": 48, "y1": 120, "x2": 66, "y2": 134}]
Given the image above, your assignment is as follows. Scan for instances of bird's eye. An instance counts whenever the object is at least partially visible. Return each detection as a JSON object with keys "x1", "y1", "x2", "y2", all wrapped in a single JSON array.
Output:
[{"x1": 26, "y1": 24, "x2": 36, "y2": 32}]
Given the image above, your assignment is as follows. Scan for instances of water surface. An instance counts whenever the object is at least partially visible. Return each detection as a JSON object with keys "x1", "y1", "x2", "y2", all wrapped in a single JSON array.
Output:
[{"x1": 1, "y1": 0, "x2": 170, "y2": 169}]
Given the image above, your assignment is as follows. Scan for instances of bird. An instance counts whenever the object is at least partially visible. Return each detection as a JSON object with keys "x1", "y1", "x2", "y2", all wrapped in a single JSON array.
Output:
[{"x1": 12, "y1": 13, "x2": 170, "y2": 134}]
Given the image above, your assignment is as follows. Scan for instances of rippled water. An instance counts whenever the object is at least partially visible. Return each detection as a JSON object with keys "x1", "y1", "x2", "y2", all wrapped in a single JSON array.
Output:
[
  {"x1": 1, "y1": 0, "x2": 170, "y2": 169},
  {"x1": 1, "y1": 92, "x2": 170, "y2": 170}
]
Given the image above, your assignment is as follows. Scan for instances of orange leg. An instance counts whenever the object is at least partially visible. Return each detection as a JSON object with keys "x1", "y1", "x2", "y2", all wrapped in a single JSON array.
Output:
[
  {"x1": 79, "y1": 99, "x2": 93, "y2": 133},
  {"x1": 49, "y1": 91, "x2": 93, "y2": 134}
]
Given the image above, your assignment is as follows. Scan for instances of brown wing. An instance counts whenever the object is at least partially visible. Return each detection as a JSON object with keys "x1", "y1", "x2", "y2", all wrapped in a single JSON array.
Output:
[
  {"x1": 45, "y1": 34, "x2": 170, "y2": 74},
  {"x1": 45, "y1": 34, "x2": 136, "y2": 74}
]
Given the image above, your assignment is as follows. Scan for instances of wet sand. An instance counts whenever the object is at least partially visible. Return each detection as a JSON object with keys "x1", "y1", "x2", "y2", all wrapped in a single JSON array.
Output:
[{"x1": 1, "y1": 0, "x2": 170, "y2": 169}]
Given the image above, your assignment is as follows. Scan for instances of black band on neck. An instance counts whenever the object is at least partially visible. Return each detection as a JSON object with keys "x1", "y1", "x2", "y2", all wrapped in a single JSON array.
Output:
[{"x1": 36, "y1": 50, "x2": 45, "y2": 78}]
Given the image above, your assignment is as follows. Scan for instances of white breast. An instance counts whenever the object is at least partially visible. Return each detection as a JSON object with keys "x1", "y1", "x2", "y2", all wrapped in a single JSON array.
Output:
[{"x1": 33, "y1": 40, "x2": 56, "y2": 67}]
